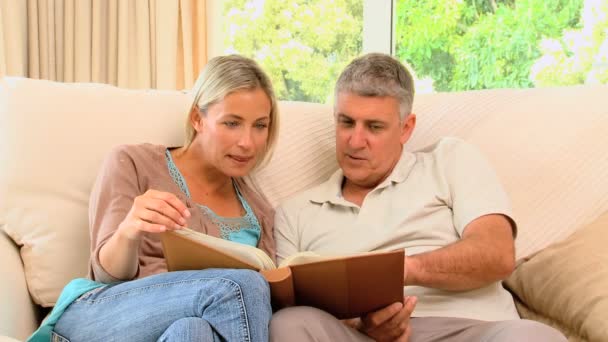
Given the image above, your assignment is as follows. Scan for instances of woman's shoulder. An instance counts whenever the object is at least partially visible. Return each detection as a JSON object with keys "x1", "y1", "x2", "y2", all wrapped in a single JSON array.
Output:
[
  {"x1": 234, "y1": 177, "x2": 274, "y2": 214},
  {"x1": 102, "y1": 143, "x2": 168, "y2": 166},
  {"x1": 108, "y1": 143, "x2": 166, "y2": 158}
]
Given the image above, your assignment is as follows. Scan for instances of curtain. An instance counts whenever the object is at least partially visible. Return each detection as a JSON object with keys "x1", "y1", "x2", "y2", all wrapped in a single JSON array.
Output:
[
  {"x1": 0, "y1": 0, "x2": 206, "y2": 90},
  {"x1": 0, "y1": 0, "x2": 28, "y2": 78}
]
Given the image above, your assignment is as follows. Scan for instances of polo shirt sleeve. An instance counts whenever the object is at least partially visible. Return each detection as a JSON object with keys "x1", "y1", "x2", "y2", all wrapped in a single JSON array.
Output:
[
  {"x1": 441, "y1": 139, "x2": 516, "y2": 238},
  {"x1": 274, "y1": 203, "x2": 301, "y2": 265}
]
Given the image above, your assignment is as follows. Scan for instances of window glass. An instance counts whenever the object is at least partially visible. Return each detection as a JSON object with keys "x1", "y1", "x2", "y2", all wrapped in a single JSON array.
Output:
[
  {"x1": 394, "y1": 0, "x2": 608, "y2": 92},
  {"x1": 224, "y1": 0, "x2": 363, "y2": 103}
]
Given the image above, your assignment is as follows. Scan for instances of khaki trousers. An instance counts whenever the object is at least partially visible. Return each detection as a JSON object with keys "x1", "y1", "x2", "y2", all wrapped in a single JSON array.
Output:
[{"x1": 270, "y1": 306, "x2": 567, "y2": 342}]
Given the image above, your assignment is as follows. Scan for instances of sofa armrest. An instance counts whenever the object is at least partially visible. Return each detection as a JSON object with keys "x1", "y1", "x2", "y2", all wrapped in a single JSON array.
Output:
[{"x1": 0, "y1": 229, "x2": 39, "y2": 340}]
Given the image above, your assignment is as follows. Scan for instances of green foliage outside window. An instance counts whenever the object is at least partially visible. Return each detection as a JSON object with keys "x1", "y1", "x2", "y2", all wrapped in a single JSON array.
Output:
[
  {"x1": 225, "y1": 0, "x2": 607, "y2": 102},
  {"x1": 224, "y1": 0, "x2": 363, "y2": 103},
  {"x1": 395, "y1": 0, "x2": 587, "y2": 91}
]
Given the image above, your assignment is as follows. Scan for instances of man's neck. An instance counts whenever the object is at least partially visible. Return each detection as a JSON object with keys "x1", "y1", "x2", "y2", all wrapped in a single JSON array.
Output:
[{"x1": 341, "y1": 180, "x2": 376, "y2": 207}]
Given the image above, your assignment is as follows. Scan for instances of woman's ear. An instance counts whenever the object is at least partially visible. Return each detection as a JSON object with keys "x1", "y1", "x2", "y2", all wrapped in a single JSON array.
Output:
[{"x1": 190, "y1": 107, "x2": 204, "y2": 132}]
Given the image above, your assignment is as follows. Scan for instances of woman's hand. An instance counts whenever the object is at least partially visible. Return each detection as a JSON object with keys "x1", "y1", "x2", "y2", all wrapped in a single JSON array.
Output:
[{"x1": 117, "y1": 189, "x2": 191, "y2": 241}]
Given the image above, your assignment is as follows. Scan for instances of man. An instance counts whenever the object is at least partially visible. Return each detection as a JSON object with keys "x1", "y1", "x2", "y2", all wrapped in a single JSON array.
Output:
[{"x1": 269, "y1": 53, "x2": 566, "y2": 342}]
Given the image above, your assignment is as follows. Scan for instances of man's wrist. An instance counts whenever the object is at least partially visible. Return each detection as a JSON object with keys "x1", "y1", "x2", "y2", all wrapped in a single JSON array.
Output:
[{"x1": 404, "y1": 256, "x2": 419, "y2": 286}]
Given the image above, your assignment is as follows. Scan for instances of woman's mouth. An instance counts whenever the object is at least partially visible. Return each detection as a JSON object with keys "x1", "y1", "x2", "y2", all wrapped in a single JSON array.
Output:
[{"x1": 229, "y1": 155, "x2": 253, "y2": 163}]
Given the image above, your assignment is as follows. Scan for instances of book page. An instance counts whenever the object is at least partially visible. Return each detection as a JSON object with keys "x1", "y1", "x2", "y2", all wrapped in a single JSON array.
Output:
[
  {"x1": 174, "y1": 228, "x2": 277, "y2": 270},
  {"x1": 279, "y1": 249, "x2": 395, "y2": 268},
  {"x1": 278, "y1": 251, "x2": 325, "y2": 268}
]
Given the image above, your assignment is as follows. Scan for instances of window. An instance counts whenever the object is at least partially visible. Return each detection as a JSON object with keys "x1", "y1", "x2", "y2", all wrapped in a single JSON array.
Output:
[
  {"x1": 222, "y1": 0, "x2": 363, "y2": 103},
  {"x1": 214, "y1": 0, "x2": 608, "y2": 101},
  {"x1": 393, "y1": 0, "x2": 607, "y2": 92}
]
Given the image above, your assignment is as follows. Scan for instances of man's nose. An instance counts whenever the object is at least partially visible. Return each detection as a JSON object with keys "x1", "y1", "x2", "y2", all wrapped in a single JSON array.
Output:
[{"x1": 349, "y1": 125, "x2": 366, "y2": 149}]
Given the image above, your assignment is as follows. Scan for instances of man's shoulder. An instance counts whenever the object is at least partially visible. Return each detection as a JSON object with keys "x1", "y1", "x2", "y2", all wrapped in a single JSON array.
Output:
[
  {"x1": 277, "y1": 180, "x2": 331, "y2": 214},
  {"x1": 414, "y1": 137, "x2": 482, "y2": 163},
  {"x1": 415, "y1": 136, "x2": 471, "y2": 154},
  {"x1": 279, "y1": 183, "x2": 324, "y2": 208}
]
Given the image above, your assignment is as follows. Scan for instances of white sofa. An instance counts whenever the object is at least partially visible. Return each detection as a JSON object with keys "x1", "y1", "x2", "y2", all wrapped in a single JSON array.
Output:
[{"x1": 1, "y1": 77, "x2": 607, "y2": 341}]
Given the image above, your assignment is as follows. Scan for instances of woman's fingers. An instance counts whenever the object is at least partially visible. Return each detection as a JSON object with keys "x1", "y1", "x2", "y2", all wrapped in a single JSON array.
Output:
[
  {"x1": 145, "y1": 190, "x2": 191, "y2": 219},
  {"x1": 133, "y1": 191, "x2": 190, "y2": 229}
]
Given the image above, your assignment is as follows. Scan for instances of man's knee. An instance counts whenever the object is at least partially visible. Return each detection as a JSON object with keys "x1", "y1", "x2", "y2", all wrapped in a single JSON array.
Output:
[
  {"x1": 270, "y1": 306, "x2": 373, "y2": 342},
  {"x1": 492, "y1": 319, "x2": 567, "y2": 342},
  {"x1": 270, "y1": 306, "x2": 337, "y2": 341}
]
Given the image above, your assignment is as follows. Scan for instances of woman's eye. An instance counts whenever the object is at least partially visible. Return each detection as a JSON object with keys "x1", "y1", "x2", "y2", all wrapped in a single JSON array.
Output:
[
  {"x1": 255, "y1": 123, "x2": 269, "y2": 129},
  {"x1": 224, "y1": 121, "x2": 239, "y2": 127}
]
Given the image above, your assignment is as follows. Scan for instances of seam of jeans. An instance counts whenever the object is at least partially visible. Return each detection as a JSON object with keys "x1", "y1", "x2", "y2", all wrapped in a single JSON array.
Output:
[
  {"x1": 74, "y1": 286, "x2": 106, "y2": 302},
  {"x1": 71, "y1": 276, "x2": 255, "y2": 341},
  {"x1": 194, "y1": 277, "x2": 251, "y2": 342},
  {"x1": 51, "y1": 331, "x2": 70, "y2": 342}
]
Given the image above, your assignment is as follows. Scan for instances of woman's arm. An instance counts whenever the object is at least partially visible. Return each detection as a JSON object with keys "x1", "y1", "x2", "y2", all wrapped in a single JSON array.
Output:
[{"x1": 89, "y1": 147, "x2": 189, "y2": 281}]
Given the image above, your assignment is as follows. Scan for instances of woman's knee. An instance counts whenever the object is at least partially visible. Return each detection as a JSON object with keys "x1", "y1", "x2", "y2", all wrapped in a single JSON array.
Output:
[
  {"x1": 157, "y1": 317, "x2": 214, "y2": 342},
  {"x1": 216, "y1": 269, "x2": 270, "y2": 299}
]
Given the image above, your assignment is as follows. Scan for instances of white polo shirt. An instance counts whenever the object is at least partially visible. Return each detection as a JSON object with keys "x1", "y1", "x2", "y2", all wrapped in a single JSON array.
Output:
[{"x1": 274, "y1": 137, "x2": 520, "y2": 321}]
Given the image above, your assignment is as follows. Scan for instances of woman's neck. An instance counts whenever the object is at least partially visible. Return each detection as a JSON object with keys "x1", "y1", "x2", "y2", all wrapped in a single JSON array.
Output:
[{"x1": 172, "y1": 145, "x2": 233, "y2": 197}]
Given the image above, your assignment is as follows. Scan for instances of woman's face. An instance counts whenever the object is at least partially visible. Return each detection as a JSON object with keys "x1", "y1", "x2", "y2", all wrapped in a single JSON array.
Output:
[{"x1": 193, "y1": 87, "x2": 272, "y2": 177}]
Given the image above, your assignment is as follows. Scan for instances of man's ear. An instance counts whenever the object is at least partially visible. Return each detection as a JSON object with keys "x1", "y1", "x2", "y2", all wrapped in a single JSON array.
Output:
[
  {"x1": 190, "y1": 107, "x2": 204, "y2": 132},
  {"x1": 400, "y1": 113, "x2": 416, "y2": 145}
]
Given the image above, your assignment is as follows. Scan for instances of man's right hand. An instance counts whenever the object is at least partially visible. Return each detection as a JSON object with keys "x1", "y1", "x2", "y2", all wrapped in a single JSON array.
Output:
[
  {"x1": 117, "y1": 189, "x2": 191, "y2": 241},
  {"x1": 357, "y1": 296, "x2": 417, "y2": 341}
]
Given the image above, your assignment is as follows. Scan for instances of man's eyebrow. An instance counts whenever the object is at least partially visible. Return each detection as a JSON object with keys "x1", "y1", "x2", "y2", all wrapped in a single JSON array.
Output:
[{"x1": 336, "y1": 113, "x2": 353, "y2": 120}]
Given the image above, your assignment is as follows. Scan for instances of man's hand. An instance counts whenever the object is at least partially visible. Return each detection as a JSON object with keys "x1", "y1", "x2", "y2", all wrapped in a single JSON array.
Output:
[{"x1": 345, "y1": 296, "x2": 417, "y2": 341}]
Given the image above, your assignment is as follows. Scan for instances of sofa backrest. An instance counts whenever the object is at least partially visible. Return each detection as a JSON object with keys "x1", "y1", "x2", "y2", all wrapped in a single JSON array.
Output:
[{"x1": 1, "y1": 76, "x2": 607, "y2": 309}]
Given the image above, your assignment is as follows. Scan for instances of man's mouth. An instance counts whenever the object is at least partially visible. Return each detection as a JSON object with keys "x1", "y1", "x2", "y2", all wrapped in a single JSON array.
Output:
[{"x1": 347, "y1": 154, "x2": 366, "y2": 161}]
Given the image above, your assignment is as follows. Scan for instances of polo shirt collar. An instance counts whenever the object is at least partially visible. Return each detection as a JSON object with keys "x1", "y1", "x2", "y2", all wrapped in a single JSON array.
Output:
[{"x1": 309, "y1": 149, "x2": 416, "y2": 205}]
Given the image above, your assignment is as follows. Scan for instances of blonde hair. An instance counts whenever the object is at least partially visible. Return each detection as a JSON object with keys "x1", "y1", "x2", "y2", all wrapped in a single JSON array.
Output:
[{"x1": 185, "y1": 55, "x2": 279, "y2": 168}]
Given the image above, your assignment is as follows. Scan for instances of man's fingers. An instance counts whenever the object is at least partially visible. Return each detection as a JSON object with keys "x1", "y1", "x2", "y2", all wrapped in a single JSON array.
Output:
[
  {"x1": 362, "y1": 301, "x2": 403, "y2": 329},
  {"x1": 404, "y1": 296, "x2": 417, "y2": 315}
]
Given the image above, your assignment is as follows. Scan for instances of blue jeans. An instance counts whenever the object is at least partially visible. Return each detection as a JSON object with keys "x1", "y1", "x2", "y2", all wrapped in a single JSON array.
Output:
[{"x1": 52, "y1": 269, "x2": 271, "y2": 342}]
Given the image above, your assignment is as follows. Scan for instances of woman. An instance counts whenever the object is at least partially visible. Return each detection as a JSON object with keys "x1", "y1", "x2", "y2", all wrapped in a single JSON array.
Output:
[{"x1": 28, "y1": 55, "x2": 279, "y2": 342}]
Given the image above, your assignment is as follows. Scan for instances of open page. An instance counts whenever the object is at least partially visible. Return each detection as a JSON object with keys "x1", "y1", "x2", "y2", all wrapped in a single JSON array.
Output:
[
  {"x1": 166, "y1": 228, "x2": 277, "y2": 270},
  {"x1": 279, "y1": 249, "x2": 399, "y2": 267}
]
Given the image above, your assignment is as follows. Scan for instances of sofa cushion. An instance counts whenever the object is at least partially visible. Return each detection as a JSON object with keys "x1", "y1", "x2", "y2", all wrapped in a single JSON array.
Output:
[
  {"x1": 505, "y1": 211, "x2": 608, "y2": 341},
  {"x1": 0, "y1": 77, "x2": 189, "y2": 306},
  {"x1": 0, "y1": 78, "x2": 339, "y2": 308},
  {"x1": 409, "y1": 86, "x2": 608, "y2": 258}
]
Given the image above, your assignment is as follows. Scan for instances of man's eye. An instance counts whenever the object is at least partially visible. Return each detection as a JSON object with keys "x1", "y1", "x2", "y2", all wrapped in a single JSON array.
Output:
[
  {"x1": 338, "y1": 119, "x2": 354, "y2": 126},
  {"x1": 370, "y1": 124, "x2": 383, "y2": 131}
]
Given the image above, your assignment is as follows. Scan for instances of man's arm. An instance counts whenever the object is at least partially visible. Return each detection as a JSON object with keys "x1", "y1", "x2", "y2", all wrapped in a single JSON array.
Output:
[{"x1": 404, "y1": 214, "x2": 515, "y2": 291}]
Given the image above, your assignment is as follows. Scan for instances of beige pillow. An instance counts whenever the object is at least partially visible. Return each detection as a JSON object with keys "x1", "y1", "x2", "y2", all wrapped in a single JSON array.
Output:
[
  {"x1": 505, "y1": 211, "x2": 608, "y2": 342},
  {"x1": 0, "y1": 77, "x2": 188, "y2": 306}
]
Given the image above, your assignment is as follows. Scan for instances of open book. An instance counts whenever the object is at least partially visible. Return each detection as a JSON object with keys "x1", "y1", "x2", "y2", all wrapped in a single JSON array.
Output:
[{"x1": 161, "y1": 228, "x2": 405, "y2": 319}]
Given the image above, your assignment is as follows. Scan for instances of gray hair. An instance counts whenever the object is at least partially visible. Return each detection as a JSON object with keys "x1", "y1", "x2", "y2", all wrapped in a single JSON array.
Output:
[
  {"x1": 334, "y1": 53, "x2": 415, "y2": 120},
  {"x1": 185, "y1": 55, "x2": 279, "y2": 168}
]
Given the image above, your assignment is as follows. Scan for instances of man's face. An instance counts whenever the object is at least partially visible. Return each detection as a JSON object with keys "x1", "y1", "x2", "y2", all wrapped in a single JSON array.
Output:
[{"x1": 335, "y1": 92, "x2": 416, "y2": 188}]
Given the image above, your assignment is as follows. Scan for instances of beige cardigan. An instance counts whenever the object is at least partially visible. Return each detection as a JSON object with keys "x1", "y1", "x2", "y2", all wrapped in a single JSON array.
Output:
[{"x1": 88, "y1": 143, "x2": 276, "y2": 283}]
